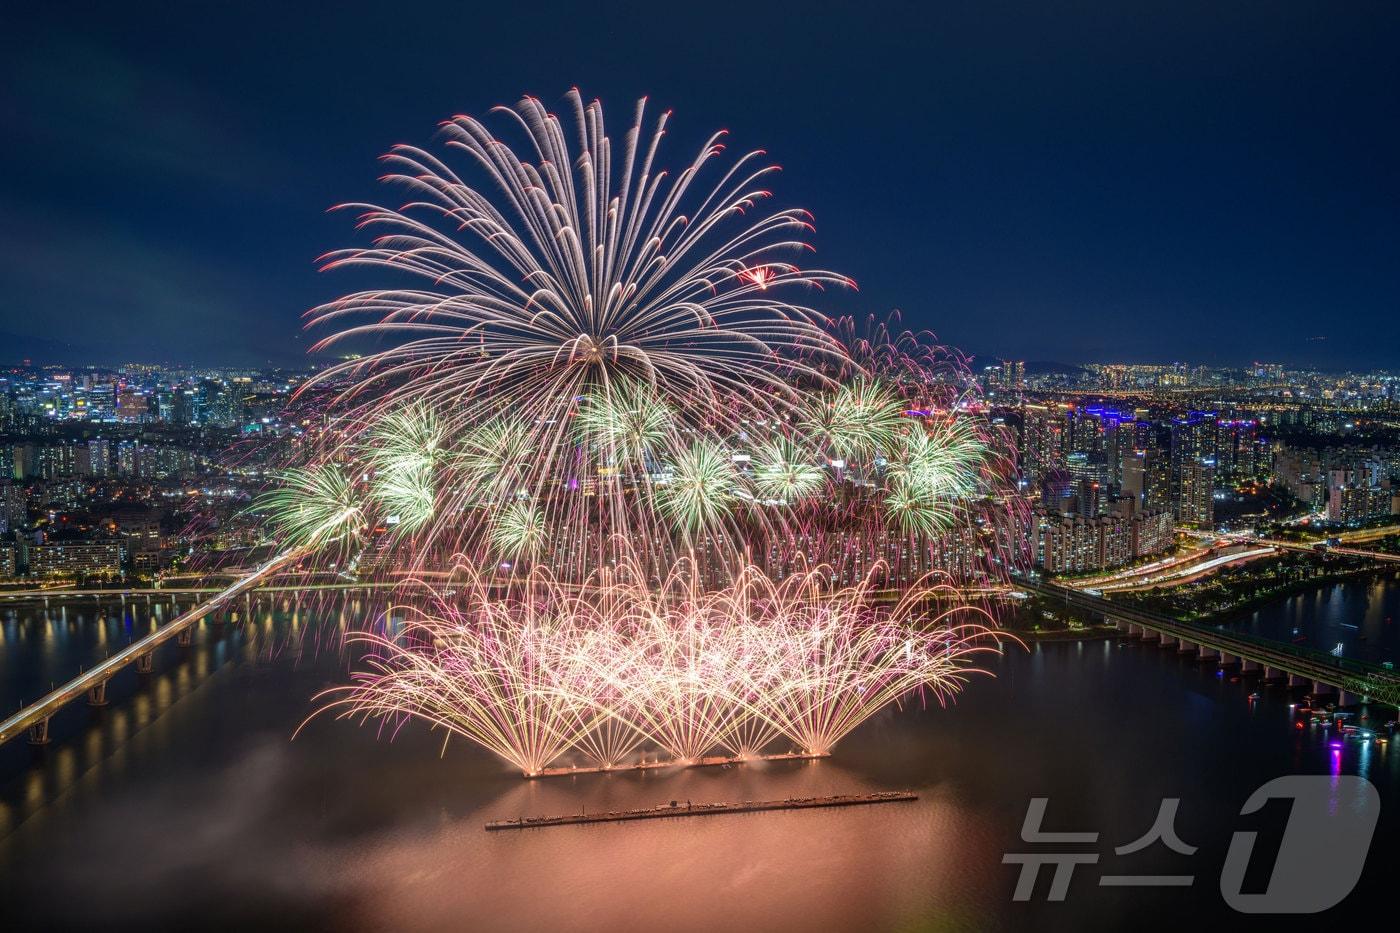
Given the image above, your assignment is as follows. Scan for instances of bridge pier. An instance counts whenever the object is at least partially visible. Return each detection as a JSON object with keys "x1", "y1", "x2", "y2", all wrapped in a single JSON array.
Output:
[
  {"x1": 1013, "y1": 579, "x2": 1400, "y2": 721},
  {"x1": 27, "y1": 717, "x2": 50, "y2": 745},
  {"x1": 135, "y1": 652, "x2": 154, "y2": 674},
  {"x1": 86, "y1": 679, "x2": 110, "y2": 707},
  {"x1": 1338, "y1": 690, "x2": 1355, "y2": 707},
  {"x1": 177, "y1": 627, "x2": 193, "y2": 648}
]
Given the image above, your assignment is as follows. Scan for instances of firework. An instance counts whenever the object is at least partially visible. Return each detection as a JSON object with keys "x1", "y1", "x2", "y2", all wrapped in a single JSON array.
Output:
[
  {"x1": 799, "y1": 377, "x2": 906, "y2": 460},
  {"x1": 300, "y1": 90, "x2": 857, "y2": 576},
  {"x1": 573, "y1": 377, "x2": 672, "y2": 468},
  {"x1": 490, "y1": 500, "x2": 548, "y2": 561},
  {"x1": 258, "y1": 94, "x2": 1027, "y2": 588},
  {"x1": 365, "y1": 404, "x2": 446, "y2": 536},
  {"x1": 653, "y1": 440, "x2": 740, "y2": 536},
  {"x1": 251, "y1": 464, "x2": 366, "y2": 555},
  {"x1": 751, "y1": 436, "x2": 826, "y2": 504},
  {"x1": 309, "y1": 554, "x2": 1008, "y2": 776},
  {"x1": 261, "y1": 97, "x2": 1031, "y2": 784}
]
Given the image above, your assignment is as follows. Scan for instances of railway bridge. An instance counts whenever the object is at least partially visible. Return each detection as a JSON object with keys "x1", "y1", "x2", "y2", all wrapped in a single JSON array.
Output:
[{"x1": 1015, "y1": 577, "x2": 1400, "y2": 709}]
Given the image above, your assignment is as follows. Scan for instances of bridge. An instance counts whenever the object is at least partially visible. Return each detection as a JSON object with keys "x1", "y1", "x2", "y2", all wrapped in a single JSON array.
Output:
[
  {"x1": 1258, "y1": 538, "x2": 1400, "y2": 565},
  {"x1": 0, "y1": 580, "x2": 404, "y2": 601},
  {"x1": 1015, "y1": 577, "x2": 1400, "y2": 709},
  {"x1": 0, "y1": 548, "x2": 307, "y2": 748}
]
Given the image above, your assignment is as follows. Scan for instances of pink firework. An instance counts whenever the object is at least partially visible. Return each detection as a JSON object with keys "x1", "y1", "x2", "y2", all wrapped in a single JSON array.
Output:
[{"x1": 307, "y1": 551, "x2": 1011, "y2": 776}]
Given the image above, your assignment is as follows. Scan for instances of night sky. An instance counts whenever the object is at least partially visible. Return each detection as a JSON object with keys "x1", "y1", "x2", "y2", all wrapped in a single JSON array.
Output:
[{"x1": 3, "y1": 1, "x2": 1397, "y2": 369}]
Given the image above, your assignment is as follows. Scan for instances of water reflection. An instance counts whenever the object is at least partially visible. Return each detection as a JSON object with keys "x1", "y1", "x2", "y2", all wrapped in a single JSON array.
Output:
[
  {"x1": 0, "y1": 586, "x2": 1394, "y2": 930},
  {"x1": 1239, "y1": 572, "x2": 1400, "y2": 663}
]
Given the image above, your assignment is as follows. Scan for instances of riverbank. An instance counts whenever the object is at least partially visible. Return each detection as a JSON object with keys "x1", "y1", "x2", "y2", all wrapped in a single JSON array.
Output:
[
  {"x1": 1015, "y1": 625, "x2": 1122, "y2": 642},
  {"x1": 1205, "y1": 567, "x2": 1400, "y2": 623},
  {"x1": 1110, "y1": 549, "x2": 1397, "y2": 624}
]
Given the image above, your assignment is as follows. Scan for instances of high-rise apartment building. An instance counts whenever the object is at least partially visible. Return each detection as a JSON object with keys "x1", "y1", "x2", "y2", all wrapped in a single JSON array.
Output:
[
  {"x1": 1001, "y1": 360, "x2": 1025, "y2": 392},
  {"x1": 1170, "y1": 412, "x2": 1217, "y2": 523},
  {"x1": 1021, "y1": 403, "x2": 1071, "y2": 496}
]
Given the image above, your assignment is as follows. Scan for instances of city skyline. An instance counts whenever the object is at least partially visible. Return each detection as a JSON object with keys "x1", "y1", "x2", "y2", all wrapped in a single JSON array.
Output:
[
  {"x1": 3, "y1": 3, "x2": 1398, "y2": 369},
  {"x1": 3, "y1": 6, "x2": 1398, "y2": 929}
]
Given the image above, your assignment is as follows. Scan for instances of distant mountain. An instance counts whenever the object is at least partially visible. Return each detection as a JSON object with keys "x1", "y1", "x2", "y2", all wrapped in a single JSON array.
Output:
[
  {"x1": 0, "y1": 330, "x2": 93, "y2": 365},
  {"x1": 1023, "y1": 360, "x2": 1090, "y2": 377},
  {"x1": 985, "y1": 357, "x2": 1089, "y2": 377}
]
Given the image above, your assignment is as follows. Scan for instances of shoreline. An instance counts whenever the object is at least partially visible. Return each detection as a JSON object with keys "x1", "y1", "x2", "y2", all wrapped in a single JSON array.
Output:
[
  {"x1": 1011, "y1": 626, "x2": 1123, "y2": 643},
  {"x1": 1120, "y1": 565, "x2": 1399, "y2": 625}
]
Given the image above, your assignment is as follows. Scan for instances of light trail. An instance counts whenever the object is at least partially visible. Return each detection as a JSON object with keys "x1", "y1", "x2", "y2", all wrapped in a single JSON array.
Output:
[{"x1": 1095, "y1": 547, "x2": 1278, "y2": 593}]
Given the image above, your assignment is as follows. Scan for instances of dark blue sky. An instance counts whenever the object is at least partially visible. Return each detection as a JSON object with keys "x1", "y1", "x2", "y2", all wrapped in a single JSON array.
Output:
[{"x1": 3, "y1": 1, "x2": 1397, "y2": 369}]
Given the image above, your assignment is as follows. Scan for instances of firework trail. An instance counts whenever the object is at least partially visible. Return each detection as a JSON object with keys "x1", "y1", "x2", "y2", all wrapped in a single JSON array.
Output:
[
  {"x1": 301, "y1": 90, "x2": 857, "y2": 577},
  {"x1": 254, "y1": 95, "x2": 1033, "y2": 776},
  {"x1": 308, "y1": 551, "x2": 1009, "y2": 775}
]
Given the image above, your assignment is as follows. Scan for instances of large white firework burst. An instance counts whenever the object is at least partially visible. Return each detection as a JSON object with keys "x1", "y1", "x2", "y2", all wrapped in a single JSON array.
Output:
[{"x1": 301, "y1": 90, "x2": 857, "y2": 572}]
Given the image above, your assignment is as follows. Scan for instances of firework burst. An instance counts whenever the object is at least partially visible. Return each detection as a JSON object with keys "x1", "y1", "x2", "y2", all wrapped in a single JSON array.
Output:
[
  {"x1": 309, "y1": 553, "x2": 1009, "y2": 775},
  {"x1": 251, "y1": 464, "x2": 367, "y2": 556},
  {"x1": 300, "y1": 90, "x2": 860, "y2": 575}
]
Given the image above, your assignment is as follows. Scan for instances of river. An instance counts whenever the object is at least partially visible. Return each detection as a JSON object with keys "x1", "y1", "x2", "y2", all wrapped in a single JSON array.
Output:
[
  {"x1": 1235, "y1": 570, "x2": 1400, "y2": 664},
  {"x1": 0, "y1": 585, "x2": 1394, "y2": 931}
]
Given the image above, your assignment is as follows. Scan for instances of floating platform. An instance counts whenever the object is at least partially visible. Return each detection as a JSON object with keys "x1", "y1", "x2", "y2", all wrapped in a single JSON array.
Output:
[
  {"x1": 485, "y1": 791, "x2": 917, "y2": 830},
  {"x1": 530, "y1": 750, "x2": 829, "y2": 778}
]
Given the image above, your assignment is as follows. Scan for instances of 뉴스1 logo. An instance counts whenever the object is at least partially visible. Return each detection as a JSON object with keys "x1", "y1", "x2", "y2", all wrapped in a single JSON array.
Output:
[{"x1": 1004, "y1": 775, "x2": 1379, "y2": 913}]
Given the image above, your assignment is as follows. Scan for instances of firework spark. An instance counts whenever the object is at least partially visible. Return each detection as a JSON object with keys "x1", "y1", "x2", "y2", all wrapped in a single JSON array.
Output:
[
  {"x1": 309, "y1": 554, "x2": 1008, "y2": 775},
  {"x1": 295, "y1": 92, "x2": 870, "y2": 577},
  {"x1": 251, "y1": 464, "x2": 367, "y2": 554}
]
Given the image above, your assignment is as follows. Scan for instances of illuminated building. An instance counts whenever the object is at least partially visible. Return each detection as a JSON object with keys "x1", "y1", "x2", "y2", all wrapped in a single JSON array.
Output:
[
  {"x1": 117, "y1": 389, "x2": 149, "y2": 422},
  {"x1": 1020, "y1": 403, "x2": 1071, "y2": 494},
  {"x1": 0, "y1": 481, "x2": 25, "y2": 530},
  {"x1": 27, "y1": 540, "x2": 123, "y2": 578},
  {"x1": 1034, "y1": 502, "x2": 1173, "y2": 573},
  {"x1": 1065, "y1": 451, "x2": 1109, "y2": 517},
  {"x1": 1170, "y1": 412, "x2": 1217, "y2": 524},
  {"x1": 1001, "y1": 360, "x2": 1024, "y2": 393},
  {"x1": 1326, "y1": 467, "x2": 1397, "y2": 525}
]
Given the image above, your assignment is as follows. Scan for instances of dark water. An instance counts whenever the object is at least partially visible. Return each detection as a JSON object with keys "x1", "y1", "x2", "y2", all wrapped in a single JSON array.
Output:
[
  {"x1": 1235, "y1": 571, "x2": 1400, "y2": 665},
  {"x1": 1, "y1": 595, "x2": 198, "y2": 709},
  {"x1": 0, "y1": 589, "x2": 1395, "y2": 932}
]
